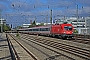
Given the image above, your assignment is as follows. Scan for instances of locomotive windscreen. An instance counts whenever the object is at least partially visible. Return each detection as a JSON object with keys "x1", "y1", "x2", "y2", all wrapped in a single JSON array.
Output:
[{"x1": 64, "y1": 26, "x2": 72, "y2": 30}]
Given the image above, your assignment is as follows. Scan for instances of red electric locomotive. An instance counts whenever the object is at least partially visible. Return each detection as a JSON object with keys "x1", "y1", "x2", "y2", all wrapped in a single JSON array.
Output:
[
  {"x1": 51, "y1": 23, "x2": 74, "y2": 39},
  {"x1": 18, "y1": 23, "x2": 74, "y2": 39}
]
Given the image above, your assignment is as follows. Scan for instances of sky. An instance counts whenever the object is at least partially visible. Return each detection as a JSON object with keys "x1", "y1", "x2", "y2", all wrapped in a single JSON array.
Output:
[{"x1": 0, "y1": 0, "x2": 90, "y2": 28}]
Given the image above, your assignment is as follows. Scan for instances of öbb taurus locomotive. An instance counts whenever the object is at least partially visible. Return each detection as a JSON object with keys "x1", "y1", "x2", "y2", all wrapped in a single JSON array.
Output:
[{"x1": 18, "y1": 23, "x2": 74, "y2": 39}]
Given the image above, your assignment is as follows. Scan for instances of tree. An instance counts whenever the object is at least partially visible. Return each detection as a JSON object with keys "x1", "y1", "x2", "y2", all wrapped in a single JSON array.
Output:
[
  {"x1": 0, "y1": 24, "x2": 11, "y2": 32},
  {"x1": 3, "y1": 25, "x2": 11, "y2": 31},
  {"x1": 29, "y1": 20, "x2": 36, "y2": 28},
  {"x1": 37, "y1": 23, "x2": 44, "y2": 26},
  {"x1": 32, "y1": 20, "x2": 36, "y2": 26},
  {"x1": 74, "y1": 29, "x2": 78, "y2": 33},
  {"x1": 15, "y1": 26, "x2": 22, "y2": 29}
]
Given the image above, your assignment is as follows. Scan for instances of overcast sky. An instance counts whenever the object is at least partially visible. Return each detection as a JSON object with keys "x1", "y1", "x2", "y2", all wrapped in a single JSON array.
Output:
[{"x1": 0, "y1": 0, "x2": 90, "y2": 28}]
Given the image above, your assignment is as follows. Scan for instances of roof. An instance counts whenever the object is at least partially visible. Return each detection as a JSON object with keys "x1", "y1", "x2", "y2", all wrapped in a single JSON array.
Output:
[{"x1": 18, "y1": 25, "x2": 52, "y2": 30}]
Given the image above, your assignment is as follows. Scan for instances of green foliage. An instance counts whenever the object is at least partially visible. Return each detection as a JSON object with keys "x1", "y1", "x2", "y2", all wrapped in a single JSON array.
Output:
[
  {"x1": 37, "y1": 23, "x2": 44, "y2": 26},
  {"x1": 15, "y1": 26, "x2": 22, "y2": 29},
  {"x1": 29, "y1": 20, "x2": 36, "y2": 28},
  {"x1": 16, "y1": 33, "x2": 19, "y2": 37},
  {"x1": 74, "y1": 29, "x2": 78, "y2": 33},
  {"x1": 29, "y1": 21, "x2": 45, "y2": 28},
  {"x1": 0, "y1": 24, "x2": 11, "y2": 32},
  {"x1": 4, "y1": 25, "x2": 11, "y2": 31},
  {"x1": 16, "y1": 33, "x2": 20, "y2": 38},
  {"x1": 33, "y1": 20, "x2": 36, "y2": 24}
]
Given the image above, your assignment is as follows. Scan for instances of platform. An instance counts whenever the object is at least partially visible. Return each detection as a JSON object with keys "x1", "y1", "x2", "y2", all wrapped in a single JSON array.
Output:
[{"x1": 0, "y1": 33, "x2": 12, "y2": 60}]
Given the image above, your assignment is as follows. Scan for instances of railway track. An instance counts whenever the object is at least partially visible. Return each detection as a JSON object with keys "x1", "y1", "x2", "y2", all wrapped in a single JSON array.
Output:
[
  {"x1": 7, "y1": 33, "x2": 90, "y2": 60},
  {"x1": 7, "y1": 33, "x2": 77, "y2": 60},
  {"x1": 6, "y1": 34, "x2": 38, "y2": 60},
  {"x1": 20, "y1": 33, "x2": 90, "y2": 60},
  {"x1": 37, "y1": 34, "x2": 90, "y2": 45},
  {"x1": 7, "y1": 35, "x2": 75, "y2": 60},
  {"x1": 72, "y1": 36, "x2": 90, "y2": 45},
  {"x1": 49, "y1": 34, "x2": 90, "y2": 45},
  {"x1": 22, "y1": 33, "x2": 90, "y2": 45}
]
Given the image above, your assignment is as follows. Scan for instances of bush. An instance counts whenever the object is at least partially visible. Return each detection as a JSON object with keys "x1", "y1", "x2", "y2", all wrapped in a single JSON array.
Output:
[
  {"x1": 16, "y1": 33, "x2": 19, "y2": 37},
  {"x1": 74, "y1": 29, "x2": 78, "y2": 33}
]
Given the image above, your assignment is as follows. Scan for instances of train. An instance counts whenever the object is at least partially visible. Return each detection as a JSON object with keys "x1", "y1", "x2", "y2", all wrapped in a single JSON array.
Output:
[{"x1": 17, "y1": 23, "x2": 74, "y2": 39}]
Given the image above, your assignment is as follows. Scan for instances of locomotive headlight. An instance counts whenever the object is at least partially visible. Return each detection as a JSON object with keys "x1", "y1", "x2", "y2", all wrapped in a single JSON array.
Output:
[{"x1": 64, "y1": 32, "x2": 66, "y2": 33}]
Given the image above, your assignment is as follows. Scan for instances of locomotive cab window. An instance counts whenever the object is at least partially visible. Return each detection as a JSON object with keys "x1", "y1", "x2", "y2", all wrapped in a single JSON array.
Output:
[{"x1": 64, "y1": 26, "x2": 72, "y2": 30}]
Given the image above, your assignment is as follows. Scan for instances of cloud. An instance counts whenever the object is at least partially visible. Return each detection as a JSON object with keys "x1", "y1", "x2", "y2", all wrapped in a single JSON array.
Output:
[{"x1": 0, "y1": 0, "x2": 90, "y2": 28}]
